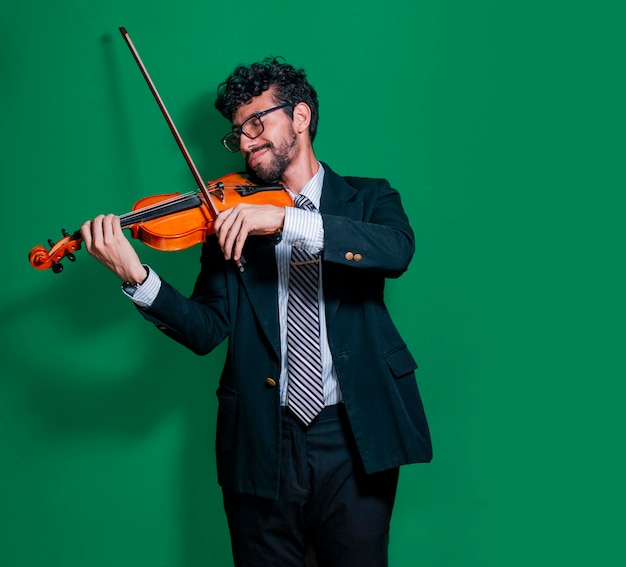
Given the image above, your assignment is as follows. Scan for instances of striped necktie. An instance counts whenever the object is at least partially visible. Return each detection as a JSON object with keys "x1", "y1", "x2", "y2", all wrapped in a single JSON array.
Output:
[{"x1": 287, "y1": 194, "x2": 324, "y2": 426}]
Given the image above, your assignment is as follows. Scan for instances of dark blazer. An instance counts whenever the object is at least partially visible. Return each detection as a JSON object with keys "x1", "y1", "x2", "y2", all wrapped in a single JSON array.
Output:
[{"x1": 139, "y1": 163, "x2": 432, "y2": 499}]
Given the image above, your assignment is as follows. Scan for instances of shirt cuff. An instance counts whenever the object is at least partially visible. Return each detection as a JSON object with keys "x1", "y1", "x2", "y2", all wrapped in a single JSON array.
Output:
[
  {"x1": 121, "y1": 265, "x2": 161, "y2": 308},
  {"x1": 283, "y1": 207, "x2": 324, "y2": 254}
]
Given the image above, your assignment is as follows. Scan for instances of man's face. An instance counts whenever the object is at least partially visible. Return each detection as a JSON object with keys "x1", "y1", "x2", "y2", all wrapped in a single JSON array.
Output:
[{"x1": 232, "y1": 89, "x2": 298, "y2": 183}]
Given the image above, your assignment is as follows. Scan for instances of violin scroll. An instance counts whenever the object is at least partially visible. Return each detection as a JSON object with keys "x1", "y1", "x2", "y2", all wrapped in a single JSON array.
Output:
[{"x1": 29, "y1": 229, "x2": 81, "y2": 272}]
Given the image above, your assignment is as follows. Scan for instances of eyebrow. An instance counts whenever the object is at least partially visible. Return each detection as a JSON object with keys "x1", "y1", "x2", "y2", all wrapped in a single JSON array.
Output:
[{"x1": 232, "y1": 110, "x2": 260, "y2": 130}]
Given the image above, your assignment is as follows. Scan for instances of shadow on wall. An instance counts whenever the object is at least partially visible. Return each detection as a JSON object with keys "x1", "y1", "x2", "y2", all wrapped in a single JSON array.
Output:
[{"x1": 4, "y1": 239, "x2": 233, "y2": 566}]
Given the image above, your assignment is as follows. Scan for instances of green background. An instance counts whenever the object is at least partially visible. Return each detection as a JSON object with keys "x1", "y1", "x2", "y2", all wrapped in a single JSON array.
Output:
[{"x1": 1, "y1": 1, "x2": 624, "y2": 566}]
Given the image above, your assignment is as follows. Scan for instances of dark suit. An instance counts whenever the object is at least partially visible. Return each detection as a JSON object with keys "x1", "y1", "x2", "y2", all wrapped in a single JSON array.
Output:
[{"x1": 138, "y1": 162, "x2": 432, "y2": 501}]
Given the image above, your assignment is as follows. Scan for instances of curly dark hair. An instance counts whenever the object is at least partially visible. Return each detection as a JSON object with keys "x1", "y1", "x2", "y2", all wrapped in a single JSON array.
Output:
[{"x1": 214, "y1": 57, "x2": 319, "y2": 142}]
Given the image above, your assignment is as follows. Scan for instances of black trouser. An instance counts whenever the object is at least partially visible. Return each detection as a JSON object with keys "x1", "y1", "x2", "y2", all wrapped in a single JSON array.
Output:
[{"x1": 223, "y1": 404, "x2": 399, "y2": 567}]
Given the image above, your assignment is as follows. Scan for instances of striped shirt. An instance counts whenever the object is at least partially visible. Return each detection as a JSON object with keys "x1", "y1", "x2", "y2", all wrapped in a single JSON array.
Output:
[
  {"x1": 127, "y1": 162, "x2": 341, "y2": 407},
  {"x1": 278, "y1": 163, "x2": 341, "y2": 406}
]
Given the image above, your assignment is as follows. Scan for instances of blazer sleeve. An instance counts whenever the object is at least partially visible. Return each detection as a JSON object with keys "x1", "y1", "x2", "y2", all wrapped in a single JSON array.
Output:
[
  {"x1": 321, "y1": 177, "x2": 415, "y2": 278},
  {"x1": 136, "y1": 236, "x2": 231, "y2": 356}
]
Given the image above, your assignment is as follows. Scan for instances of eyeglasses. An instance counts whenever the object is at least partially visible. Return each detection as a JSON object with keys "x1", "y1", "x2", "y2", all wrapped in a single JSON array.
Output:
[{"x1": 221, "y1": 102, "x2": 295, "y2": 152}]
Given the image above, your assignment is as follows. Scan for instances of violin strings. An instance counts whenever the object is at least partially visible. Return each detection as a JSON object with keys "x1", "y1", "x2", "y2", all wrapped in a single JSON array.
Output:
[
  {"x1": 119, "y1": 191, "x2": 201, "y2": 227},
  {"x1": 116, "y1": 180, "x2": 280, "y2": 228}
]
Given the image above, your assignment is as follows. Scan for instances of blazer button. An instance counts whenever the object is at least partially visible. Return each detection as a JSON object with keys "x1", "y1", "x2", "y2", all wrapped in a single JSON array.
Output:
[
  {"x1": 265, "y1": 377, "x2": 277, "y2": 387},
  {"x1": 345, "y1": 251, "x2": 354, "y2": 261},
  {"x1": 353, "y1": 253, "x2": 362, "y2": 262}
]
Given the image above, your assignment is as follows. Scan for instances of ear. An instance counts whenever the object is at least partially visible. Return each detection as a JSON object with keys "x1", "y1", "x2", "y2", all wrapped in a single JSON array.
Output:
[{"x1": 292, "y1": 102, "x2": 311, "y2": 136}]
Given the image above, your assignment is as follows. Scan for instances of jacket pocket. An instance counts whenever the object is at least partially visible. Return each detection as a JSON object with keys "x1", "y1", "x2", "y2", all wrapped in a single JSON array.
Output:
[
  {"x1": 216, "y1": 382, "x2": 238, "y2": 398},
  {"x1": 385, "y1": 345, "x2": 418, "y2": 378},
  {"x1": 215, "y1": 383, "x2": 238, "y2": 472}
]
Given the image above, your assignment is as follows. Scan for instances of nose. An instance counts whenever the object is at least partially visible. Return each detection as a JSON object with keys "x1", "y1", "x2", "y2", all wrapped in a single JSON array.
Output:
[{"x1": 239, "y1": 135, "x2": 256, "y2": 155}]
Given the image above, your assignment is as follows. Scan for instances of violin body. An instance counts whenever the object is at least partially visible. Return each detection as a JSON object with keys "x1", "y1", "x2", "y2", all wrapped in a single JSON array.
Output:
[
  {"x1": 29, "y1": 172, "x2": 293, "y2": 273},
  {"x1": 129, "y1": 191, "x2": 214, "y2": 252},
  {"x1": 131, "y1": 172, "x2": 293, "y2": 250}
]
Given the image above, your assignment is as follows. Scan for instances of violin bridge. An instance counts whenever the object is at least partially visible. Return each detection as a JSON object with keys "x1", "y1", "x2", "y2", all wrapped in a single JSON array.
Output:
[{"x1": 210, "y1": 183, "x2": 225, "y2": 203}]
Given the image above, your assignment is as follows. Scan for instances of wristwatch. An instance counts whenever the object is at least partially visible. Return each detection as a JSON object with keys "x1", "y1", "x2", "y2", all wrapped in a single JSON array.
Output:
[
  {"x1": 121, "y1": 267, "x2": 149, "y2": 296},
  {"x1": 121, "y1": 281, "x2": 141, "y2": 296}
]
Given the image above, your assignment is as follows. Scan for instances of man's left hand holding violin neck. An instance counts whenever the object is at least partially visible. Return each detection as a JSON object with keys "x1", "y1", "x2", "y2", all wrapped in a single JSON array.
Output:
[{"x1": 80, "y1": 214, "x2": 147, "y2": 284}]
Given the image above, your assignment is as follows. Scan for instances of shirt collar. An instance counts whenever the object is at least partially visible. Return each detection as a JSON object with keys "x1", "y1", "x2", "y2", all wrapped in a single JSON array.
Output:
[{"x1": 288, "y1": 162, "x2": 325, "y2": 210}]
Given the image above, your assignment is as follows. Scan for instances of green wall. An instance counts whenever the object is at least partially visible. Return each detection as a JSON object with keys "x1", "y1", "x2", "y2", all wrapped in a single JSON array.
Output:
[{"x1": 2, "y1": 1, "x2": 624, "y2": 566}]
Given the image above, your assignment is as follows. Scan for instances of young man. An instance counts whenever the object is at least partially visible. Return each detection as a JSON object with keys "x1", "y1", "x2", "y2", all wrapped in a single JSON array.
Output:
[{"x1": 81, "y1": 57, "x2": 431, "y2": 567}]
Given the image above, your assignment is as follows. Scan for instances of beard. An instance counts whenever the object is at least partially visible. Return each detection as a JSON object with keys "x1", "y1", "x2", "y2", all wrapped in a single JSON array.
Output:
[{"x1": 245, "y1": 131, "x2": 298, "y2": 183}]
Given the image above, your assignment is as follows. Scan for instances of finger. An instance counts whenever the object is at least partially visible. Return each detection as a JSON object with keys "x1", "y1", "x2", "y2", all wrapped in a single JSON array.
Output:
[
  {"x1": 222, "y1": 209, "x2": 246, "y2": 261},
  {"x1": 111, "y1": 215, "x2": 123, "y2": 236},
  {"x1": 215, "y1": 209, "x2": 236, "y2": 256},
  {"x1": 213, "y1": 207, "x2": 231, "y2": 234},
  {"x1": 80, "y1": 220, "x2": 93, "y2": 249},
  {"x1": 216, "y1": 209, "x2": 239, "y2": 259},
  {"x1": 101, "y1": 214, "x2": 118, "y2": 244},
  {"x1": 88, "y1": 215, "x2": 106, "y2": 250},
  {"x1": 231, "y1": 216, "x2": 250, "y2": 263}
]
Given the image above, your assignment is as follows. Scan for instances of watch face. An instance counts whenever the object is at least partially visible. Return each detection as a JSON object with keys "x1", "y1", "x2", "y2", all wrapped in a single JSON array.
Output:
[{"x1": 122, "y1": 283, "x2": 138, "y2": 296}]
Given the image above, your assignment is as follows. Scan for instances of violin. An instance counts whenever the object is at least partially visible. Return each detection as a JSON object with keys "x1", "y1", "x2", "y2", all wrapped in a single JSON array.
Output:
[
  {"x1": 28, "y1": 172, "x2": 293, "y2": 273},
  {"x1": 29, "y1": 27, "x2": 292, "y2": 274}
]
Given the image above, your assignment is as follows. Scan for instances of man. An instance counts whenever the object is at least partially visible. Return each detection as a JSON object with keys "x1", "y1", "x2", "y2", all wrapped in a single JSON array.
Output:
[{"x1": 81, "y1": 57, "x2": 432, "y2": 566}]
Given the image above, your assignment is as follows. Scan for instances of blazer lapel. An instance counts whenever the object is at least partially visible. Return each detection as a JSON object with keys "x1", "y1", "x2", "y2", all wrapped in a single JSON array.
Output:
[
  {"x1": 319, "y1": 164, "x2": 361, "y2": 325},
  {"x1": 319, "y1": 163, "x2": 360, "y2": 220}
]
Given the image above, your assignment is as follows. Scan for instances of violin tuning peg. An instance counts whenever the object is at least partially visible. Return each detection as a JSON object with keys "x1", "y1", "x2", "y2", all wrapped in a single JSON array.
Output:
[
  {"x1": 52, "y1": 262, "x2": 64, "y2": 274},
  {"x1": 66, "y1": 252, "x2": 76, "y2": 262},
  {"x1": 62, "y1": 229, "x2": 70, "y2": 237},
  {"x1": 48, "y1": 239, "x2": 55, "y2": 247}
]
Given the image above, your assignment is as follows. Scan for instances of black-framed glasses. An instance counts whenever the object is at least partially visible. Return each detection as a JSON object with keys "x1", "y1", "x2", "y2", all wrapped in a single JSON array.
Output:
[{"x1": 221, "y1": 102, "x2": 295, "y2": 152}]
